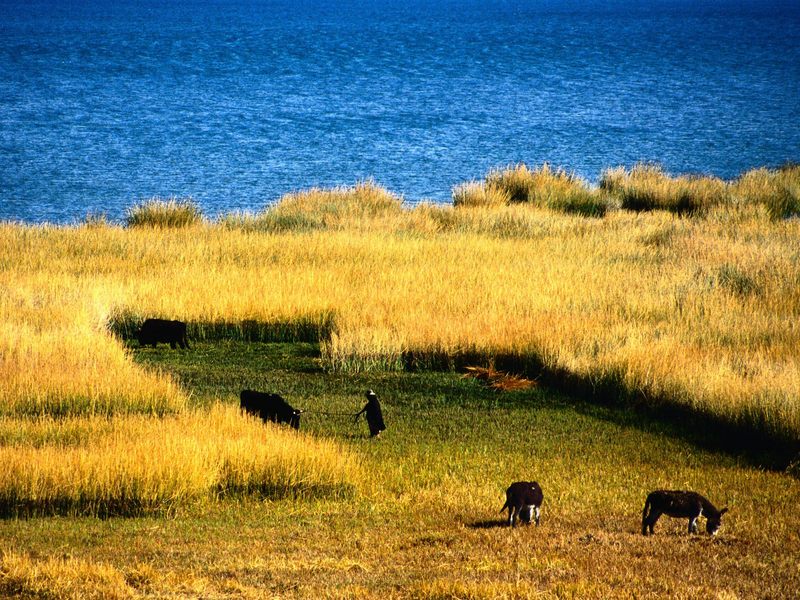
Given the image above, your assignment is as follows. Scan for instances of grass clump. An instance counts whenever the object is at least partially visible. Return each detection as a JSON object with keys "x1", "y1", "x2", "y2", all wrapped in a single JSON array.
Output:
[
  {"x1": 125, "y1": 197, "x2": 203, "y2": 228},
  {"x1": 451, "y1": 180, "x2": 510, "y2": 208},
  {"x1": 731, "y1": 164, "x2": 800, "y2": 219},
  {"x1": 601, "y1": 163, "x2": 728, "y2": 215},
  {"x1": 716, "y1": 263, "x2": 761, "y2": 298},
  {"x1": 82, "y1": 211, "x2": 112, "y2": 228},
  {"x1": 263, "y1": 180, "x2": 403, "y2": 231},
  {"x1": 462, "y1": 364, "x2": 537, "y2": 392},
  {"x1": 482, "y1": 163, "x2": 610, "y2": 216}
]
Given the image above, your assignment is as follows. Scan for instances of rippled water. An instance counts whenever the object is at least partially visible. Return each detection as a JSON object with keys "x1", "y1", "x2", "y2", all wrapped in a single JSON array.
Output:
[{"x1": 1, "y1": 0, "x2": 798, "y2": 222}]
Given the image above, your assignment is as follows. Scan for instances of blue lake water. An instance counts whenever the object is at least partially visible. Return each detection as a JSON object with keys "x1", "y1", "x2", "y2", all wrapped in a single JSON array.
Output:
[{"x1": 1, "y1": 0, "x2": 799, "y2": 223}]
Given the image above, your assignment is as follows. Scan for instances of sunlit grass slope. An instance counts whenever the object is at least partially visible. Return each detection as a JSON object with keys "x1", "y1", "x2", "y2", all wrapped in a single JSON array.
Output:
[
  {"x1": 0, "y1": 261, "x2": 185, "y2": 416},
  {"x1": 1, "y1": 171, "x2": 799, "y2": 449}
]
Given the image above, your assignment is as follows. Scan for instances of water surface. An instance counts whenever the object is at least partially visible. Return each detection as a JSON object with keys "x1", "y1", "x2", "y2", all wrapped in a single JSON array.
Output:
[{"x1": 1, "y1": 0, "x2": 798, "y2": 222}]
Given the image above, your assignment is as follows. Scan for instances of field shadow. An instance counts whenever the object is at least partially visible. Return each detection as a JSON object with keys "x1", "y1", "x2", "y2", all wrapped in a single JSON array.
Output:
[
  {"x1": 451, "y1": 352, "x2": 800, "y2": 473},
  {"x1": 467, "y1": 520, "x2": 509, "y2": 530}
]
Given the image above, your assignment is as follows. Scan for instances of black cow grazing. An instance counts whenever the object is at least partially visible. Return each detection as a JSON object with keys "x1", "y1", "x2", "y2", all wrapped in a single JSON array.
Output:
[
  {"x1": 642, "y1": 490, "x2": 728, "y2": 536},
  {"x1": 354, "y1": 389, "x2": 386, "y2": 437},
  {"x1": 138, "y1": 318, "x2": 190, "y2": 349},
  {"x1": 500, "y1": 481, "x2": 544, "y2": 527},
  {"x1": 239, "y1": 390, "x2": 302, "y2": 430}
]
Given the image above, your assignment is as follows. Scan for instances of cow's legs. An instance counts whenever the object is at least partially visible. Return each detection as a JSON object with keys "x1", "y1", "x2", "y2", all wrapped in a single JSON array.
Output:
[{"x1": 534, "y1": 505, "x2": 541, "y2": 526}]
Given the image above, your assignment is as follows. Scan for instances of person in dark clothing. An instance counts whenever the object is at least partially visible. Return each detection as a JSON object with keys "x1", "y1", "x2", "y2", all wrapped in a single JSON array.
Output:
[{"x1": 354, "y1": 389, "x2": 386, "y2": 437}]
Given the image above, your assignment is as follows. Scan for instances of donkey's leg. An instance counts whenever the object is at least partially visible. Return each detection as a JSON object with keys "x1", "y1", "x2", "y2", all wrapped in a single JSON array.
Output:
[
  {"x1": 511, "y1": 504, "x2": 521, "y2": 527},
  {"x1": 689, "y1": 504, "x2": 703, "y2": 534},
  {"x1": 646, "y1": 510, "x2": 662, "y2": 535}
]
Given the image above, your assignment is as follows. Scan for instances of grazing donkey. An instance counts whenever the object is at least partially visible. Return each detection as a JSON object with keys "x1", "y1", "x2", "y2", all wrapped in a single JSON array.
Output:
[
  {"x1": 500, "y1": 481, "x2": 544, "y2": 527},
  {"x1": 642, "y1": 490, "x2": 728, "y2": 536}
]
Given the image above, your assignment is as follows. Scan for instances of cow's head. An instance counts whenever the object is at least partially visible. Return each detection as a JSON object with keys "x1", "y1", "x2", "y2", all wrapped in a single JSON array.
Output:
[{"x1": 289, "y1": 409, "x2": 303, "y2": 430}]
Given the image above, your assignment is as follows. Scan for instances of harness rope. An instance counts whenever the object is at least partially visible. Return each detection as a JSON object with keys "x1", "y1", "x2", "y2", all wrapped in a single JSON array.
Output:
[{"x1": 302, "y1": 410, "x2": 360, "y2": 417}]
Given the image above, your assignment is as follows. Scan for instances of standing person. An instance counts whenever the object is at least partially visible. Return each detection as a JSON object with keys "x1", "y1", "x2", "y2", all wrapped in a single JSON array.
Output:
[{"x1": 354, "y1": 389, "x2": 386, "y2": 437}]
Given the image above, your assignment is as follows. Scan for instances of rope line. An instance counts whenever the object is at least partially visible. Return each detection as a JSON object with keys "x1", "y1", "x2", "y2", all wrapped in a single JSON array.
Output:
[{"x1": 303, "y1": 410, "x2": 360, "y2": 417}]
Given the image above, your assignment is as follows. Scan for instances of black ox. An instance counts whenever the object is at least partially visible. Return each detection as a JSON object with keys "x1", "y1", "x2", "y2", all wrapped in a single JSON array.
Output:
[
  {"x1": 138, "y1": 318, "x2": 190, "y2": 349},
  {"x1": 239, "y1": 389, "x2": 302, "y2": 430}
]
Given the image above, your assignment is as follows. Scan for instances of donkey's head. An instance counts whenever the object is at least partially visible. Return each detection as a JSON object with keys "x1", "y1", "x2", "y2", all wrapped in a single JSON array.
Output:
[{"x1": 706, "y1": 507, "x2": 728, "y2": 535}]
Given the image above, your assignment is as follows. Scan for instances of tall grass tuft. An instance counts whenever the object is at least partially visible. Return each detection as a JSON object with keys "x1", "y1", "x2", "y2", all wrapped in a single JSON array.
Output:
[
  {"x1": 451, "y1": 180, "x2": 510, "y2": 208},
  {"x1": 262, "y1": 180, "x2": 403, "y2": 231},
  {"x1": 125, "y1": 197, "x2": 203, "y2": 228},
  {"x1": 485, "y1": 163, "x2": 539, "y2": 203},
  {"x1": 483, "y1": 163, "x2": 610, "y2": 216},
  {"x1": 0, "y1": 405, "x2": 359, "y2": 517},
  {"x1": 731, "y1": 164, "x2": 800, "y2": 219},
  {"x1": 600, "y1": 163, "x2": 728, "y2": 214}
]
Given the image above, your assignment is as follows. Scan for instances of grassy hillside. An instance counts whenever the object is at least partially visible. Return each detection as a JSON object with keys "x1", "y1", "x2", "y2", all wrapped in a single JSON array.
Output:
[
  {"x1": 1, "y1": 167, "x2": 799, "y2": 596},
  {"x1": 2, "y1": 178, "x2": 799, "y2": 451}
]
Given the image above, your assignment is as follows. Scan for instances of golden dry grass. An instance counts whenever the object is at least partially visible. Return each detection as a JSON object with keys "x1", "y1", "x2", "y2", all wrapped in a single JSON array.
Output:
[
  {"x1": 0, "y1": 551, "x2": 132, "y2": 600},
  {"x1": 600, "y1": 163, "x2": 728, "y2": 214},
  {"x1": 0, "y1": 276, "x2": 185, "y2": 416},
  {"x1": 475, "y1": 163, "x2": 609, "y2": 216},
  {"x1": 452, "y1": 180, "x2": 511, "y2": 208},
  {"x1": 0, "y1": 405, "x2": 359, "y2": 517},
  {"x1": 601, "y1": 162, "x2": 800, "y2": 218},
  {"x1": 222, "y1": 180, "x2": 405, "y2": 233},
  {"x1": 730, "y1": 163, "x2": 800, "y2": 219},
  {"x1": 2, "y1": 198, "x2": 799, "y2": 445}
]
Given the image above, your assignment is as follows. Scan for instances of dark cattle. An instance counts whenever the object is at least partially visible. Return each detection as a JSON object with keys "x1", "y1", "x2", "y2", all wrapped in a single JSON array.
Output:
[
  {"x1": 354, "y1": 389, "x2": 386, "y2": 437},
  {"x1": 239, "y1": 389, "x2": 302, "y2": 430},
  {"x1": 642, "y1": 490, "x2": 728, "y2": 536},
  {"x1": 500, "y1": 481, "x2": 544, "y2": 527},
  {"x1": 138, "y1": 318, "x2": 190, "y2": 349}
]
